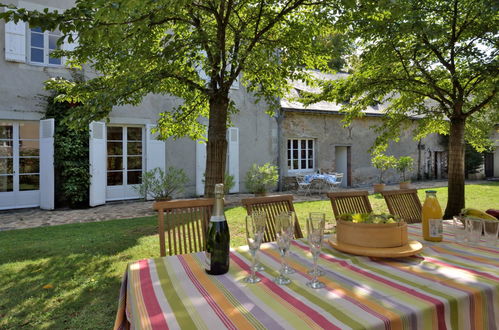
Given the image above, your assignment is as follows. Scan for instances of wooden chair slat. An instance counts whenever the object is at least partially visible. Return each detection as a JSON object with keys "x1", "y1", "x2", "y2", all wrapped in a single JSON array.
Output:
[
  {"x1": 327, "y1": 191, "x2": 373, "y2": 220},
  {"x1": 380, "y1": 189, "x2": 422, "y2": 224},
  {"x1": 242, "y1": 194, "x2": 303, "y2": 242},
  {"x1": 154, "y1": 198, "x2": 215, "y2": 256}
]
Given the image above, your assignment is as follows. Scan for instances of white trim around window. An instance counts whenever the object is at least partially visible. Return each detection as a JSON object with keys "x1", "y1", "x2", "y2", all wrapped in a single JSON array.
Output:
[
  {"x1": 27, "y1": 27, "x2": 63, "y2": 66},
  {"x1": 287, "y1": 138, "x2": 315, "y2": 172}
]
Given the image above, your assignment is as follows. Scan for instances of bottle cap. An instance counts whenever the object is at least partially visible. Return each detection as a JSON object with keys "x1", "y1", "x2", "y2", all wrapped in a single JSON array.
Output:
[
  {"x1": 425, "y1": 190, "x2": 437, "y2": 194},
  {"x1": 214, "y1": 183, "x2": 224, "y2": 195}
]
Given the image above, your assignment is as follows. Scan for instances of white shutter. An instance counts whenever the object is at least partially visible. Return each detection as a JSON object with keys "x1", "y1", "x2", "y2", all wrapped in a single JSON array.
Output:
[
  {"x1": 227, "y1": 127, "x2": 239, "y2": 192},
  {"x1": 39, "y1": 119, "x2": 55, "y2": 210},
  {"x1": 5, "y1": 21, "x2": 26, "y2": 63},
  {"x1": 146, "y1": 124, "x2": 166, "y2": 172},
  {"x1": 195, "y1": 140, "x2": 207, "y2": 196},
  {"x1": 89, "y1": 122, "x2": 106, "y2": 207}
]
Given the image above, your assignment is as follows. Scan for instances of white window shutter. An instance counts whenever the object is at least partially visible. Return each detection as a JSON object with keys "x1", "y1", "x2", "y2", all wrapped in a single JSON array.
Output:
[
  {"x1": 227, "y1": 127, "x2": 239, "y2": 193},
  {"x1": 39, "y1": 119, "x2": 55, "y2": 210},
  {"x1": 89, "y1": 122, "x2": 106, "y2": 207},
  {"x1": 146, "y1": 124, "x2": 166, "y2": 172},
  {"x1": 195, "y1": 140, "x2": 207, "y2": 196},
  {"x1": 5, "y1": 21, "x2": 26, "y2": 63}
]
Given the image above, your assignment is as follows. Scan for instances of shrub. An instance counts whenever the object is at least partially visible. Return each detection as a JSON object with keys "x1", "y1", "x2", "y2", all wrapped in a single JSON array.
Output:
[
  {"x1": 245, "y1": 163, "x2": 278, "y2": 194},
  {"x1": 371, "y1": 154, "x2": 397, "y2": 184},
  {"x1": 135, "y1": 167, "x2": 189, "y2": 200},
  {"x1": 396, "y1": 156, "x2": 414, "y2": 182},
  {"x1": 202, "y1": 172, "x2": 236, "y2": 194}
]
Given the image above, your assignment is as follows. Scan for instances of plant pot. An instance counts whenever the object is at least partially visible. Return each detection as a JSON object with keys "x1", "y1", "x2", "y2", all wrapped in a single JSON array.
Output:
[
  {"x1": 336, "y1": 219, "x2": 408, "y2": 248},
  {"x1": 373, "y1": 183, "x2": 385, "y2": 193},
  {"x1": 399, "y1": 182, "x2": 411, "y2": 189}
]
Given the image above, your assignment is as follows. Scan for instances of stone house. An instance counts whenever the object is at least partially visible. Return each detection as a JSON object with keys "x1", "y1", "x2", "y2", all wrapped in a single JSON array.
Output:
[{"x1": 278, "y1": 72, "x2": 448, "y2": 189}]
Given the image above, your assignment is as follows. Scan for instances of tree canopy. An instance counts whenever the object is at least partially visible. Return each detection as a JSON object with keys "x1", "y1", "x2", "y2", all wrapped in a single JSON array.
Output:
[
  {"x1": 305, "y1": 0, "x2": 498, "y2": 217},
  {"x1": 1, "y1": 0, "x2": 339, "y2": 195}
]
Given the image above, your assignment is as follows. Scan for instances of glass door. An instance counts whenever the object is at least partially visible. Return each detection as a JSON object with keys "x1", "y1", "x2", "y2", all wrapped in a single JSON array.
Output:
[
  {"x1": 106, "y1": 126, "x2": 143, "y2": 201},
  {"x1": 0, "y1": 121, "x2": 40, "y2": 209}
]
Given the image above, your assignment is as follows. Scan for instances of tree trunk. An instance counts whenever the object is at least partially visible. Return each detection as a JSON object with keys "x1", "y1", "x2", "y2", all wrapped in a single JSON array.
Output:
[
  {"x1": 444, "y1": 117, "x2": 466, "y2": 218},
  {"x1": 204, "y1": 94, "x2": 229, "y2": 197}
]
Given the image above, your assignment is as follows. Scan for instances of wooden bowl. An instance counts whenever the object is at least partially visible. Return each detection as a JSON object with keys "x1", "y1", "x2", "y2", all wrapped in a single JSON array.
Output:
[{"x1": 336, "y1": 219, "x2": 408, "y2": 248}]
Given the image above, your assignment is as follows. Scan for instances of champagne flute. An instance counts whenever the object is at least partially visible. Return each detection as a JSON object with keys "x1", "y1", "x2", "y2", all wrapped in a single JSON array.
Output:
[
  {"x1": 282, "y1": 211, "x2": 296, "y2": 275},
  {"x1": 274, "y1": 212, "x2": 293, "y2": 285},
  {"x1": 252, "y1": 211, "x2": 267, "y2": 271},
  {"x1": 307, "y1": 212, "x2": 325, "y2": 276},
  {"x1": 244, "y1": 214, "x2": 266, "y2": 283},
  {"x1": 306, "y1": 213, "x2": 326, "y2": 289}
]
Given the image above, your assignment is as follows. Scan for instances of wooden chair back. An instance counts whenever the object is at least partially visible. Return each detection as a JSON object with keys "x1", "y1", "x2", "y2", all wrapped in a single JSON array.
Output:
[
  {"x1": 327, "y1": 191, "x2": 373, "y2": 220},
  {"x1": 153, "y1": 198, "x2": 214, "y2": 257},
  {"x1": 381, "y1": 189, "x2": 422, "y2": 223},
  {"x1": 241, "y1": 194, "x2": 303, "y2": 242}
]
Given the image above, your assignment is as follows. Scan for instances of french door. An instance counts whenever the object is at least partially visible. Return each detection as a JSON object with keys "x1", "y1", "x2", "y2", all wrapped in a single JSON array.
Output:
[
  {"x1": 105, "y1": 126, "x2": 144, "y2": 201},
  {"x1": 0, "y1": 121, "x2": 40, "y2": 209}
]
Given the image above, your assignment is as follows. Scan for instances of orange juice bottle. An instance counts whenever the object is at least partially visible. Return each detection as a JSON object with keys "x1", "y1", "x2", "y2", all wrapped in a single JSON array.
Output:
[{"x1": 422, "y1": 190, "x2": 443, "y2": 242}]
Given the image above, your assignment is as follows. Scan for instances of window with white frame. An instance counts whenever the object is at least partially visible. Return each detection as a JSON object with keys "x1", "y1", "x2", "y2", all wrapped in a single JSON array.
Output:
[
  {"x1": 287, "y1": 139, "x2": 315, "y2": 171},
  {"x1": 29, "y1": 27, "x2": 62, "y2": 66}
]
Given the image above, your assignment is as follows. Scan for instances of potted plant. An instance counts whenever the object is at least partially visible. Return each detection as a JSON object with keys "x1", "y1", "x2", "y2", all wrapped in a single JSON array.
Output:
[
  {"x1": 371, "y1": 154, "x2": 397, "y2": 192},
  {"x1": 135, "y1": 166, "x2": 189, "y2": 201},
  {"x1": 397, "y1": 156, "x2": 414, "y2": 189},
  {"x1": 245, "y1": 163, "x2": 278, "y2": 196},
  {"x1": 202, "y1": 172, "x2": 236, "y2": 194}
]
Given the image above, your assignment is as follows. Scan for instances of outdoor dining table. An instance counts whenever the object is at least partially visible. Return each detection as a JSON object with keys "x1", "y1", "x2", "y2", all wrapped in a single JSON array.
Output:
[{"x1": 114, "y1": 222, "x2": 499, "y2": 329}]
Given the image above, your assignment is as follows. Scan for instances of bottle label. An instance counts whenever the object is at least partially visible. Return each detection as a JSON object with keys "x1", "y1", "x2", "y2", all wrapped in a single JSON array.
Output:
[
  {"x1": 205, "y1": 252, "x2": 211, "y2": 271},
  {"x1": 210, "y1": 215, "x2": 226, "y2": 223},
  {"x1": 429, "y1": 219, "x2": 443, "y2": 238}
]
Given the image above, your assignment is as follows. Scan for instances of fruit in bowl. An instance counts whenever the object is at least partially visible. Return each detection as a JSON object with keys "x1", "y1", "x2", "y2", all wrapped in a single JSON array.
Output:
[{"x1": 339, "y1": 213, "x2": 400, "y2": 224}]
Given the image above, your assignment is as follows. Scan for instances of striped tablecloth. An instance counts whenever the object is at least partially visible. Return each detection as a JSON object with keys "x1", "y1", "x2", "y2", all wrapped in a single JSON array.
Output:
[{"x1": 114, "y1": 223, "x2": 499, "y2": 329}]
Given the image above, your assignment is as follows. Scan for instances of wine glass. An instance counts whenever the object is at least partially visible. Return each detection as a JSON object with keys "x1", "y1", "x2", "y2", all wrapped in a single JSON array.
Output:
[
  {"x1": 306, "y1": 212, "x2": 326, "y2": 289},
  {"x1": 274, "y1": 212, "x2": 294, "y2": 285},
  {"x1": 244, "y1": 214, "x2": 266, "y2": 283},
  {"x1": 307, "y1": 212, "x2": 325, "y2": 277}
]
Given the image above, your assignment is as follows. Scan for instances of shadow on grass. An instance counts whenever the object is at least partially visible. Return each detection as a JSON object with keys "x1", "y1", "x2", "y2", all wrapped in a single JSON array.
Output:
[{"x1": 0, "y1": 216, "x2": 157, "y2": 329}]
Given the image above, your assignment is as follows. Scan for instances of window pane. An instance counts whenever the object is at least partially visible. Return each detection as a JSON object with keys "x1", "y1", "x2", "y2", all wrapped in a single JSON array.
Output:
[
  {"x1": 127, "y1": 170, "x2": 142, "y2": 184},
  {"x1": 31, "y1": 48, "x2": 44, "y2": 63},
  {"x1": 293, "y1": 140, "x2": 298, "y2": 149},
  {"x1": 0, "y1": 124, "x2": 13, "y2": 139},
  {"x1": 107, "y1": 156, "x2": 122, "y2": 170},
  {"x1": 31, "y1": 27, "x2": 43, "y2": 33},
  {"x1": 308, "y1": 149, "x2": 313, "y2": 158},
  {"x1": 19, "y1": 122, "x2": 39, "y2": 139},
  {"x1": 308, "y1": 140, "x2": 313, "y2": 149},
  {"x1": 127, "y1": 142, "x2": 142, "y2": 155},
  {"x1": 301, "y1": 150, "x2": 306, "y2": 159},
  {"x1": 0, "y1": 141, "x2": 13, "y2": 156},
  {"x1": 287, "y1": 149, "x2": 291, "y2": 160},
  {"x1": 301, "y1": 140, "x2": 306, "y2": 149},
  {"x1": 107, "y1": 142, "x2": 122, "y2": 156},
  {"x1": 0, "y1": 158, "x2": 13, "y2": 174},
  {"x1": 49, "y1": 35, "x2": 58, "y2": 50},
  {"x1": 107, "y1": 127, "x2": 122, "y2": 141},
  {"x1": 0, "y1": 175, "x2": 13, "y2": 192},
  {"x1": 308, "y1": 160, "x2": 313, "y2": 168},
  {"x1": 127, "y1": 127, "x2": 142, "y2": 141},
  {"x1": 20, "y1": 174, "x2": 39, "y2": 191},
  {"x1": 293, "y1": 160, "x2": 298, "y2": 169},
  {"x1": 288, "y1": 160, "x2": 291, "y2": 168},
  {"x1": 31, "y1": 32, "x2": 44, "y2": 48},
  {"x1": 107, "y1": 172, "x2": 123, "y2": 186},
  {"x1": 301, "y1": 160, "x2": 306, "y2": 169},
  {"x1": 49, "y1": 55, "x2": 61, "y2": 65},
  {"x1": 20, "y1": 158, "x2": 39, "y2": 174},
  {"x1": 20, "y1": 141, "x2": 39, "y2": 156},
  {"x1": 127, "y1": 156, "x2": 142, "y2": 170},
  {"x1": 287, "y1": 140, "x2": 291, "y2": 148}
]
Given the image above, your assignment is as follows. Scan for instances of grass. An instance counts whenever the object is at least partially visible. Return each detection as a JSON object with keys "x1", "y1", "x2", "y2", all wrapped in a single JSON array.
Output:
[{"x1": 1, "y1": 182, "x2": 498, "y2": 329}]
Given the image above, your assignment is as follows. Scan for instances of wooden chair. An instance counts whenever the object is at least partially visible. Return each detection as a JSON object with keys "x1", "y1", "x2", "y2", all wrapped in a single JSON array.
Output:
[
  {"x1": 153, "y1": 198, "x2": 214, "y2": 257},
  {"x1": 241, "y1": 194, "x2": 303, "y2": 242},
  {"x1": 381, "y1": 189, "x2": 422, "y2": 224},
  {"x1": 327, "y1": 190, "x2": 373, "y2": 220}
]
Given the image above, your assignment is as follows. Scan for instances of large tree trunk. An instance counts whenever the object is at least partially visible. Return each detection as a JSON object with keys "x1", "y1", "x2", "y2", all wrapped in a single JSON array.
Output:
[
  {"x1": 204, "y1": 94, "x2": 229, "y2": 197},
  {"x1": 444, "y1": 117, "x2": 466, "y2": 218}
]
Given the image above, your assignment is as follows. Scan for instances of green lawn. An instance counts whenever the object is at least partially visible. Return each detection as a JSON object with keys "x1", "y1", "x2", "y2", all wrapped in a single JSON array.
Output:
[{"x1": 1, "y1": 182, "x2": 498, "y2": 329}]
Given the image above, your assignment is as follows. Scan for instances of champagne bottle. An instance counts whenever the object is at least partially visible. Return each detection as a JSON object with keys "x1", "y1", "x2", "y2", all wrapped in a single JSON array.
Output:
[{"x1": 205, "y1": 183, "x2": 230, "y2": 275}]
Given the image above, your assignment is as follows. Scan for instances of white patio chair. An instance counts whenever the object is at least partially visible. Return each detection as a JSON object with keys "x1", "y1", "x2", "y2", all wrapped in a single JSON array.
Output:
[
  {"x1": 327, "y1": 173, "x2": 343, "y2": 191},
  {"x1": 296, "y1": 175, "x2": 312, "y2": 196}
]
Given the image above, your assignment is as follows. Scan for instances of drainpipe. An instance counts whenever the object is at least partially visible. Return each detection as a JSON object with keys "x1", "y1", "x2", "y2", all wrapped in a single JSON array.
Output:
[{"x1": 276, "y1": 106, "x2": 283, "y2": 191}]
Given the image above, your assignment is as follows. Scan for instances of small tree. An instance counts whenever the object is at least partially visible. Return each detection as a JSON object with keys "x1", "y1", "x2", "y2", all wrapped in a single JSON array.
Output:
[
  {"x1": 245, "y1": 163, "x2": 278, "y2": 195},
  {"x1": 371, "y1": 154, "x2": 397, "y2": 184},
  {"x1": 397, "y1": 156, "x2": 414, "y2": 183},
  {"x1": 135, "y1": 167, "x2": 189, "y2": 201}
]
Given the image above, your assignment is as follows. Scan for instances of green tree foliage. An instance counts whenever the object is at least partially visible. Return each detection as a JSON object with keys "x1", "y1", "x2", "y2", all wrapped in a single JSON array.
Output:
[
  {"x1": 44, "y1": 95, "x2": 90, "y2": 208},
  {"x1": 0, "y1": 0, "x2": 337, "y2": 197},
  {"x1": 307, "y1": 0, "x2": 498, "y2": 217}
]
